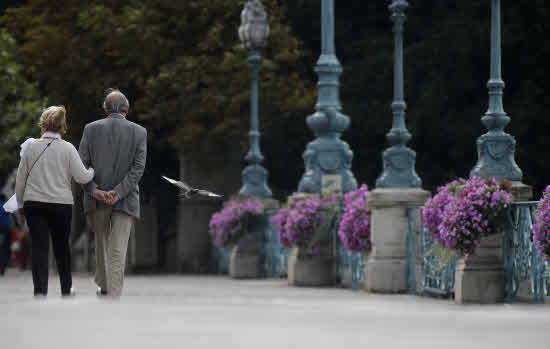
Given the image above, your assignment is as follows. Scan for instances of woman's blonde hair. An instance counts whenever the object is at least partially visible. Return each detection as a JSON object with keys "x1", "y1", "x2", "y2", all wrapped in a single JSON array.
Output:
[{"x1": 38, "y1": 106, "x2": 67, "y2": 135}]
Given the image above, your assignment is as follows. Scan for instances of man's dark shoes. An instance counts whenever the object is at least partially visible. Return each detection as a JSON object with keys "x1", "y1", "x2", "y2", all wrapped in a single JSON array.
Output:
[{"x1": 96, "y1": 287, "x2": 108, "y2": 296}]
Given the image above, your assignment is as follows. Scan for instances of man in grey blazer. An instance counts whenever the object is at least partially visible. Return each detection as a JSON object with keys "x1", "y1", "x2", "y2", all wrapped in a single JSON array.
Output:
[{"x1": 79, "y1": 89, "x2": 147, "y2": 297}]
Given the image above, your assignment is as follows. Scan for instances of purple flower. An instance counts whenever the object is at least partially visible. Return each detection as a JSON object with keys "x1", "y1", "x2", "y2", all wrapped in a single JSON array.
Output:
[
  {"x1": 422, "y1": 178, "x2": 466, "y2": 246},
  {"x1": 208, "y1": 196, "x2": 264, "y2": 248},
  {"x1": 273, "y1": 192, "x2": 340, "y2": 249},
  {"x1": 534, "y1": 185, "x2": 550, "y2": 261},
  {"x1": 423, "y1": 176, "x2": 513, "y2": 256},
  {"x1": 337, "y1": 184, "x2": 371, "y2": 253}
]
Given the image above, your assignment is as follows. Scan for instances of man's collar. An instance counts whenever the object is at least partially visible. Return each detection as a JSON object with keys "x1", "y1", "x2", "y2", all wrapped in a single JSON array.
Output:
[{"x1": 108, "y1": 113, "x2": 126, "y2": 119}]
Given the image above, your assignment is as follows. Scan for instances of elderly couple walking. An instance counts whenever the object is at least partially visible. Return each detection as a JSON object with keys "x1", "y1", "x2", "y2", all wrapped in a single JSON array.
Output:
[{"x1": 14, "y1": 89, "x2": 147, "y2": 298}]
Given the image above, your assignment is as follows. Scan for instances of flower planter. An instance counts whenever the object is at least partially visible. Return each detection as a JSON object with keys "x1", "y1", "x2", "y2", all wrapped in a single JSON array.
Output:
[
  {"x1": 454, "y1": 232, "x2": 504, "y2": 304},
  {"x1": 274, "y1": 193, "x2": 340, "y2": 287},
  {"x1": 211, "y1": 197, "x2": 279, "y2": 279},
  {"x1": 229, "y1": 233, "x2": 261, "y2": 279},
  {"x1": 288, "y1": 247, "x2": 335, "y2": 287}
]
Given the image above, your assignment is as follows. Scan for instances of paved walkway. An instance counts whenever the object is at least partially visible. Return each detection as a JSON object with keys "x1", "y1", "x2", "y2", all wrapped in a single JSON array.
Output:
[{"x1": 1, "y1": 269, "x2": 549, "y2": 349}]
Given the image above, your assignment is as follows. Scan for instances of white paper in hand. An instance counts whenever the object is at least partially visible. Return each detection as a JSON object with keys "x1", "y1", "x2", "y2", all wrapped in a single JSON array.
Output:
[{"x1": 3, "y1": 194, "x2": 18, "y2": 213}]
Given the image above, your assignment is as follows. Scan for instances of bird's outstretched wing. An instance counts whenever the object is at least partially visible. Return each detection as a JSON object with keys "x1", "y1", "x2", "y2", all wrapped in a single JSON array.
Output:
[
  {"x1": 196, "y1": 189, "x2": 222, "y2": 198},
  {"x1": 162, "y1": 176, "x2": 222, "y2": 199},
  {"x1": 162, "y1": 176, "x2": 192, "y2": 191}
]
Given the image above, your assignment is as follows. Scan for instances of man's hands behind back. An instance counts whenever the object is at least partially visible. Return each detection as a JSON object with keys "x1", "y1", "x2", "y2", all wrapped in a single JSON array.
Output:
[{"x1": 92, "y1": 189, "x2": 120, "y2": 205}]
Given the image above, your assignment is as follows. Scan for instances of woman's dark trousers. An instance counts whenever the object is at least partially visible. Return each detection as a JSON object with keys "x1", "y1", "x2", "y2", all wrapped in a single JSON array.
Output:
[
  {"x1": 24, "y1": 201, "x2": 73, "y2": 295},
  {"x1": 0, "y1": 227, "x2": 10, "y2": 275}
]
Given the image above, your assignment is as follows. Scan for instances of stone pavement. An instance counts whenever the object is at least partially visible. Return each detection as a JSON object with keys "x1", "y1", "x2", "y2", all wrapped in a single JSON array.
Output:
[{"x1": 1, "y1": 269, "x2": 549, "y2": 349}]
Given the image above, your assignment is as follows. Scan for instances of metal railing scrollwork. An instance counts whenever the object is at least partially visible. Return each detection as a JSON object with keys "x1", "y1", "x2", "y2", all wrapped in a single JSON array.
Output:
[{"x1": 503, "y1": 202, "x2": 550, "y2": 303}]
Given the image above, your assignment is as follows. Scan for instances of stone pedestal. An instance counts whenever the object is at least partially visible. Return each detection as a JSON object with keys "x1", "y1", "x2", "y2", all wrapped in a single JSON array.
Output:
[
  {"x1": 288, "y1": 247, "x2": 335, "y2": 287},
  {"x1": 411, "y1": 206, "x2": 424, "y2": 294},
  {"x1": 365, "y1": 188, "x2": 429, "y2": 293},
  {"x1": 455, "y1": 233, "x2": 504, "y2": 304},
  {"x1": 509, "y1": 181, "x2": 533, "y2": 201}
]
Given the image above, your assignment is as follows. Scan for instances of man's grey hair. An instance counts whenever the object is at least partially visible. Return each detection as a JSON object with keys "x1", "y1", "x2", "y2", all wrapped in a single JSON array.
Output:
[{"x1": 103, "y1": 88, "x2": 130, "y2": 114}]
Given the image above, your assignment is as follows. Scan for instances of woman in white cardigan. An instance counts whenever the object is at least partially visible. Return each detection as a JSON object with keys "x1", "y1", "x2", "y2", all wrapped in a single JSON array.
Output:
[{"x1": 15, "y1": 106, "x2": 94, "y2": 297}]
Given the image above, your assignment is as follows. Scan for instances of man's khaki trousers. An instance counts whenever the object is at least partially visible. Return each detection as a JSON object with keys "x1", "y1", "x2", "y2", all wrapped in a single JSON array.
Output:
[{"x1": 87, "y1": 207, "x2": 133, "y2": 297}]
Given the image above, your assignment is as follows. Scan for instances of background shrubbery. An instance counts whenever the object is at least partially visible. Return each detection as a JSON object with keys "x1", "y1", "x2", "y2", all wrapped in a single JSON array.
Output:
[{"x1": 1, "y1": 1, "x2": 549, "y2": 199}]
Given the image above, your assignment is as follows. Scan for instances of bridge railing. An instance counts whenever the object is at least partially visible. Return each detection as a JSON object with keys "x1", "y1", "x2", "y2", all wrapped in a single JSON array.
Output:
[
  {"x1": 503, "y1": 201, "x2": 550, "y2": 303},
  {"x1": 335, "y1": 238, "x2": 365, "y2": 290},
  {"x1": 407, "y1": 201, "x2": 550, "y2": 303},
  {"x1": 261, "y1": 210, "x2": 290, "y2": 278},
  {"x1": 210, "y1": 200, "x2": 550, "y2": 302},
  {"x1": 409, "y1": 205, "x2": 457, "y2": 297}
]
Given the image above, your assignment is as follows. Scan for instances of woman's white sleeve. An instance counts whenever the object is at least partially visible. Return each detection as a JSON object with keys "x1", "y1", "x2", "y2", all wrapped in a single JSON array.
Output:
[{"x1": 69, "y1": 144, "x2": 95, "y2": 184}]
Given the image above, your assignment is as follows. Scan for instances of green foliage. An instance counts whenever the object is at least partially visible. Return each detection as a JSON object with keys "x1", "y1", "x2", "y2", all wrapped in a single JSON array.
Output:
[
  {"x1": 310, "y1": 206, "x2": 342, "y2": 249},
  {"x1": 423, "y1": 242, "x2": 457, "y2": 272},
  {"x1": 2, "y1": 1, "x2": 550, "y2": 197},
  {"x1": 0, "y1": 29, "x2": 46, "y2": 183}
]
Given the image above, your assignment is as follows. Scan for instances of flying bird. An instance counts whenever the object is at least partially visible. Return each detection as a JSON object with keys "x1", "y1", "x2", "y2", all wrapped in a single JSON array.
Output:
[{"x1": 162, "y1": 176, "x2": 222, "y2": 199}]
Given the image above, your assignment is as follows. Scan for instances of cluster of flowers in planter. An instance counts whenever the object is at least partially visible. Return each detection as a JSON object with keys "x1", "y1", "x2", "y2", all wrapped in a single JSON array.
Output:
[
  {"x1": 422, "y1": 178, "x2": 467, "y2": 246},
  {"x1": 274, "y1": 185, "x2": 372, "y2": 254},
  {"x1": 534, "y1": 185, "x2": 550, "y2": 261},
  {"x1": 273, "y1": 193, "x2": 339, "y2": 249},
  {"x1": 208, "y1": 196, "x2": 263, "y2": 248},
  {"x1": 423, "y1": 176, "x2": 513, "y2": 256},
  {"x1": 337, "y1": 184, "x2": 371, "y2": 253}
]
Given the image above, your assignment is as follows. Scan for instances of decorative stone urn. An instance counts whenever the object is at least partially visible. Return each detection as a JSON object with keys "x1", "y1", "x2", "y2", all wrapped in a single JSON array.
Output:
[
  {"x1": 454, "y1": 181, "x2": 532, "y2": 304},
  {"x1": 229, "y1": 233, "x2": 262, "y2": 279},
  {"x1": 455, "y1": 233, "x2": 504, "y2": 304},
  {"x1": 286, "y1": 194, "x2": 339, "y2": 287},
  {"x1": 229, "y1": 198, "x2": 279, "y2": 279},
  {"x1": 287, "y1": 244, "x2": 335, "y2": 287}
]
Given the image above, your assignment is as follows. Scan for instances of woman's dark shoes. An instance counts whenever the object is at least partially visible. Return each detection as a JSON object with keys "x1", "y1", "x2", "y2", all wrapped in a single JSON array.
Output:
[{"x1": 61, "y1": 287, "x2": 76, "y2": 298}]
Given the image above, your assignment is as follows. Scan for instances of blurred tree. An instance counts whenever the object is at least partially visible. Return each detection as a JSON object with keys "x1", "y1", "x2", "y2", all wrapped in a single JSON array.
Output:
[
  {"x1": 0, "y1": 28, "x2": 46, "y2": 184},
  {"x1": 2, "y1": 0, "x2": 550, "y2": 198},
  {"x1": 0, "y1": 0, "x2": 22, "y2": 16},
  {"x1": 2, "y1": 0, "x2": 315, "y2": 199}
]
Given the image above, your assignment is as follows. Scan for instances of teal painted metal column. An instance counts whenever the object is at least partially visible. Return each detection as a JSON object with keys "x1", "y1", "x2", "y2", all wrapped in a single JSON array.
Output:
[
  {"x1": 470, "y1": 0, "x2": 522, "y2": 180},
  {"x1": 376, "y1": 0, "x2": 421, "y2": 188},
  {"x1": 297, "y1": 0, "x2": 357, "y2": 193},
  {"x1": 238, "y1": 0, "x2": 272, "y2": 197}
]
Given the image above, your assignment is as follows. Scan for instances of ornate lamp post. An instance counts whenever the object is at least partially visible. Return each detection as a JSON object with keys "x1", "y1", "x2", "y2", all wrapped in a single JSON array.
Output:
[
  {"x1": 238, "y1": 0, "x2": 272, "y2": 197},
  {"x1": 365, "y1": 0, "x2": 428, "y2": 294},
  {"x1": 376, "y1": 0, "x2": 421, "y2": 188},
  {"x1": 470, "y1": 0, "x2": 522, "y2": 181},
  {"x1": 297, "y1": 0, "x2": 357, "y2": 193},
  {"x1": 456, "y1": 0, "x2": 530, "y2": 305}
]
